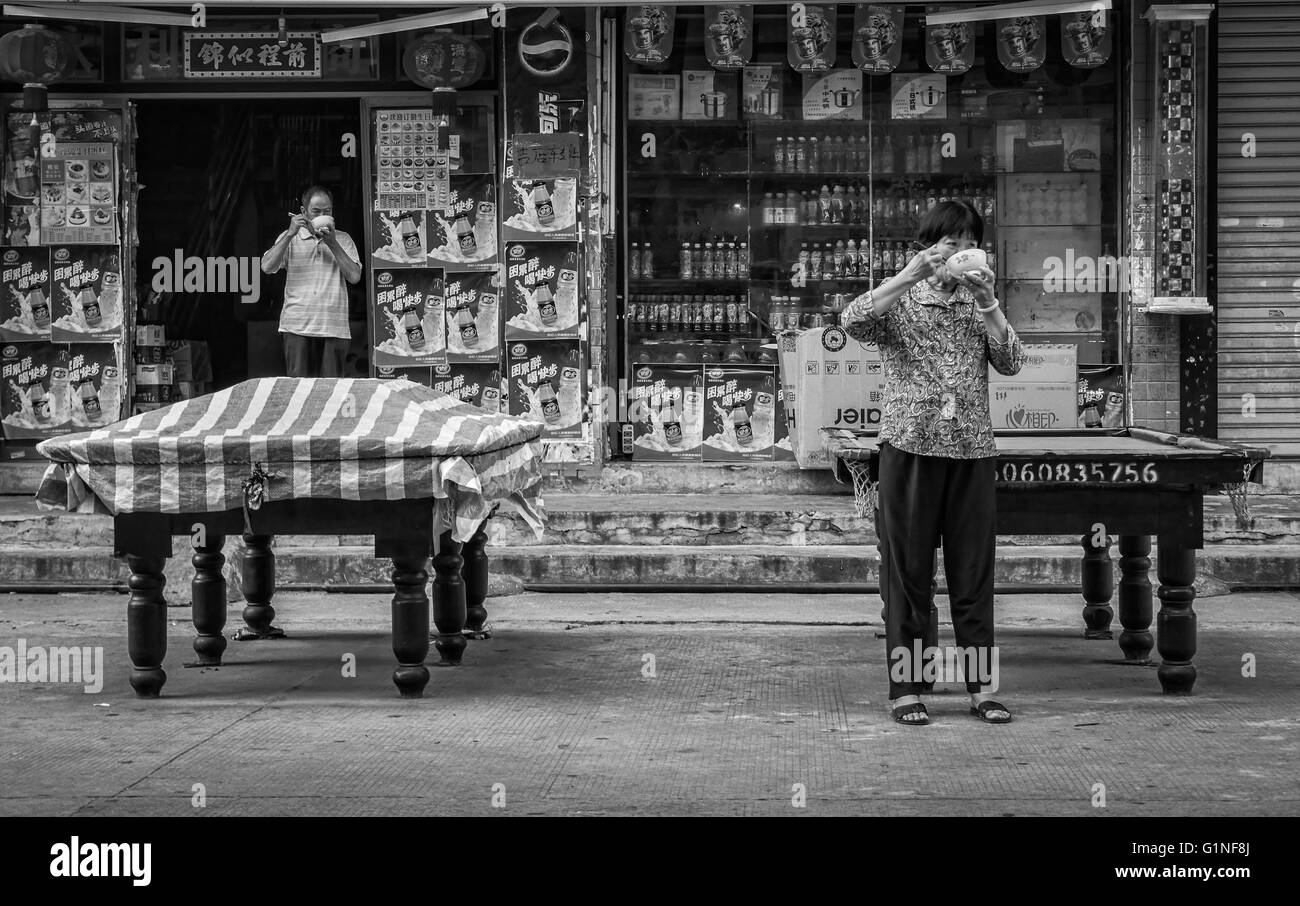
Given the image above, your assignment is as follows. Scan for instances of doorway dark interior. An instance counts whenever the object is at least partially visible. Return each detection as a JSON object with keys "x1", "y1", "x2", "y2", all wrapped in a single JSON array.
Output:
[{"x1": 136, "y1": 98, "x2": 365, "y2": 389}]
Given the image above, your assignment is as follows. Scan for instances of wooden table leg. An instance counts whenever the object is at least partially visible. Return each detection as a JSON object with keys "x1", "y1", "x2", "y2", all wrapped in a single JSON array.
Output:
[
  {"x1": 390, "y1": 555, "x2": 431, "y2": 697},
  {"x1": 126, "y1": 554, "x2": 168, "y2": 697},
  {"x1": 236, "y1": 533, "x2": 285, "y2": 640},
  {"x1": 191, "y1": 531, "x2": 227, "y2": 665},
  {"x1": 1155, "y1": 541, "x2": 1198, "y2": 694},
  {"x1": 432, "y1": 530, "x2": 467, "y2": 666},
  {"x1": 461, "y1": 518, "x2": 492, "y2": 640},
  {"x1": 1080, "y1": 531, "x2": 1114, "y2": 640},
  {"x1": 1117, "y1": 535, "x2": 1154, "y2": 662}
]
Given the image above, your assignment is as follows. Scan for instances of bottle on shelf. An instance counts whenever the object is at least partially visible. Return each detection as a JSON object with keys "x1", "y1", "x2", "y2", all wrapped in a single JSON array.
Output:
[
  {"x1": 680, "y1": 241, "x2": 692, "y2": 279},
  {"x1": 808, "y1": 244, "x2": 823, "y2": 282},
  {"x1": 795, "y1": 136, "x2": 808, "y2": 173},
  {"x1": 630, "y1": 242, "x2": 641, "y2": 280},
  {"x1": 692, "y1": 241, "x2": 704, "y2": 276},
  {"x1": 703, "y1": 241, "x2": 716, "y2": 278},
  {"x1": 773, "y1": 135, "x2": 787, "y2": 173},
  {"x1": 808, "y1": 135, "x2": 820, "y2": 173},
  {"x1": 878, "y1": 133, "x2": 895, "y2": 176},
  {"x1": 761, "y1": 192, "x2": 774, "y2": 225},
  {"x1": 833, "y1": 239, "x2": 846, "y2": 278},
  {"x1": 642, "y1": 241, "x2": 654, "y2": 279},
  {"x1": 737, "y1": 241, "x2": 749, "y2": 275}
]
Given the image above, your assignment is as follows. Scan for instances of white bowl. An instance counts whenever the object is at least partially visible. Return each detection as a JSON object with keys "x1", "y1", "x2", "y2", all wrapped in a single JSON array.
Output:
[
  {"x1": 311, "y1": 215, "x2": 335, "y2": 232},
  {"x1": 945, "y1": 248, "x2": 988, "y2": 276}
]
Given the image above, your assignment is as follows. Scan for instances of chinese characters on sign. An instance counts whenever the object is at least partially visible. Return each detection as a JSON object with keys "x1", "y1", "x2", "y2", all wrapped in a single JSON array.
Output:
[
  {"x1": 512, "y1": 133, "x2": 583, "y2": 180},
  {"x1": 183, "y1": 32, "x2": 322, "y2": 78}
]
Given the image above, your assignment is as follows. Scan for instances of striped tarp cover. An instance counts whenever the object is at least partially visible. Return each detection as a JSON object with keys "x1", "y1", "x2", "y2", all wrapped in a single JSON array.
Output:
[{"x1": 34, "y1": 378, "x2": 546, "y2": 543}]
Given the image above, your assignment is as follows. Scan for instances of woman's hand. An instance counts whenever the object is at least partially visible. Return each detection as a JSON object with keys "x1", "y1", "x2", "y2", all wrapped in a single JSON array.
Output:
[
  {"x1": 899, "y1": 245, "x2": 945, "y2": 285},
  {"x1": 959, "y1": 267, "x2": 997, "y2": 307}
]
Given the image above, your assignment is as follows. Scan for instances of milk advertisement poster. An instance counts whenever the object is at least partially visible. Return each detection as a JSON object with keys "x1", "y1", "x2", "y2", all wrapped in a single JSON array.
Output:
[
  {"x1": 444, "y1": 270, "x2": 501, "y2": 362},
  {"x1": 49, "y1": 246, "x2": 122, "y2": 343},
  {"x1": 703, "y1": 365, "x2": 779, "y2": 461},
  {"x1": 371, "y1": 209, "x2": 428, "y2": 267},
  {"x1": 372, "y1": 267, "x2": 447, "y2": 367},
  {"x1": 504, "y1": 242, "x2": 580, "y2": 340},
  {"x1": 630, "y1": 364, "x2": 704, "y2": 461},
  {"x1": 427, "y1": 175, "x2": 498, "y2": 272},
  {"x1": 1, "y1": 342, "x2": 120, "y2": 440},
  {"x1": 501, "y1": 176, "x2": 579, "y2": 241},
  {"x1": 431, "y1": 361, "x2": 502, "y2": 412},
  {"x1": 374, "y1": 364, "x2": 432, "y2": 387},
  {"x1": 0, "y1": 247, "x2": 51, "y2": 342},
  {"x1": 507, "y1": 339, "x2": 583, "y2": 439}
]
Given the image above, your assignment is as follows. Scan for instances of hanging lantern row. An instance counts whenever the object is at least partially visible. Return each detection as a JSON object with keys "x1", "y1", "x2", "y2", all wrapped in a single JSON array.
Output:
[
  {"x1": 625, "y1": 4, "x2": 1111, "y2": 74},
  {"x1": 0, "y1": 23, "x2": 72, "y2": 111}
]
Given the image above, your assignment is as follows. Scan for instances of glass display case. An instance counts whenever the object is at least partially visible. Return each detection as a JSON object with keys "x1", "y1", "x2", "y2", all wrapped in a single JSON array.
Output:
[{"x1": 621, "y1": 5, "x2": 1123, "y2": 444}]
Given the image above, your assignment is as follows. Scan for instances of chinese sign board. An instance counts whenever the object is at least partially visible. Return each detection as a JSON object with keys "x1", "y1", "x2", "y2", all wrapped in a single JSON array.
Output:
[
  {"x1": 184, "y1": 32, "x2": 322, "y2": 79},
  {"x1": 512, "y1": 133, "x2": 583, "y2": 181}
]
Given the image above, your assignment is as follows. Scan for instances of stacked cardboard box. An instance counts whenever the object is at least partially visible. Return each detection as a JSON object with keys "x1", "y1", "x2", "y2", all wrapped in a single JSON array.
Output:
[
  {"x1": 132, "y1": 325, "x2": 168, "y2": 412},
  {"x1": 988, "y1": 343, "x2": 1077, "y2": 430},
  {"x1": 786, "y1": 326, "x2": 883, "y2": 470},
  {"x1": 169, "y1": 340, "x2": 212, "y2": 400}
]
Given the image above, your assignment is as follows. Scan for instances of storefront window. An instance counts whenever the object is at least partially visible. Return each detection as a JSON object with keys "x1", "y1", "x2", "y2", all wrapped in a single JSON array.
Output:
[{"x1": 623, "y1": 4, "x2": 1123, "y2": 460}]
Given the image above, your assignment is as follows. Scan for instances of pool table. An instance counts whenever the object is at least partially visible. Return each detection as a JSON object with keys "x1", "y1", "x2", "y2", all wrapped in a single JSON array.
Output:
[
  {"x1": 35, "y1": 377, "x2": 545, "y2": 699},
  {"x1": 821, "y1": 427, "x2": 1270, "y2": 694}
]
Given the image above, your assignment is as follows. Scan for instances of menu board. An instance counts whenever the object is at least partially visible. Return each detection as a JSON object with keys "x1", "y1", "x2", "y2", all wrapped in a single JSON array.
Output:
[
  {"x1": 372, "y1": 266, "x2": 447, "y2": 367},
  {"x1": 0, "y1": 247, "x2": 52, "y2": 342},
  {"x1": 373, "y1": 109, "x2": 449, "y2": 212},
  {"x1": 40, "y1": 143, "x2": 118, "y2": 245}
]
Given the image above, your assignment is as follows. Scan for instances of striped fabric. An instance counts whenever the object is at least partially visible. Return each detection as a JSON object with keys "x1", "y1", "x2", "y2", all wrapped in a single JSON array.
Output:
[{"x1": 34, "y1": 378, "x2": 546, "y2": 542}]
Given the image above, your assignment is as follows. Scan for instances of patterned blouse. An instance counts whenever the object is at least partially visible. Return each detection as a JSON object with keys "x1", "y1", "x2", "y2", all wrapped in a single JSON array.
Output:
[{"x1": 841, "y1": 280, "x2": 1026, "y2": 459}]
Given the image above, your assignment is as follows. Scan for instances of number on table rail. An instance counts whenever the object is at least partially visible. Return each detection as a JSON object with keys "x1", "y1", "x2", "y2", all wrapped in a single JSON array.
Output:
[{"x1": 999, "y1": 461, "x2": 1161, "y2": 484}]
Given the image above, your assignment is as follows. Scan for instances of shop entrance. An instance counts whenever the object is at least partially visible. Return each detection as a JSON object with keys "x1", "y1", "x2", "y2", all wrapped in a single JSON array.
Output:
[{"x1": 135, "y1": 97, "x2": 364, "y2": 389}]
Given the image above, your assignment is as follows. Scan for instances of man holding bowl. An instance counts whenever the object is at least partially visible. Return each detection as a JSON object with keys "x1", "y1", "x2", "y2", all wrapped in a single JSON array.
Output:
[
  {"x1": 261, "y1": 184, "x2": 362, "y2": 378},
  {"x1": 841, "y1": 200, "x2": 1025, "y2": 727}
]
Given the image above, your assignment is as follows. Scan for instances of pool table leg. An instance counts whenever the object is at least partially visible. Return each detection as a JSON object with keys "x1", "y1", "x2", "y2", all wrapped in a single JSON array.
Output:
[
  {"x1": 432, "y1": 530, "x2": 468, "y2": 666},
  {"x1": 461, "y1": 517, "x2": 492, "y2": 640},
  {"x1": 126, "y1": 554, "x2": 168, "y2": 697},
  {"x1": 1155, "y1": 542, "x2": 1198, "y2": 694},
  {"x1": 1080, "y1": 532, "x2": 1114, "y2": 640},
  {"x1": 236, "y1": 533, "x2": 285, "y2": 640},
  {"x1": 390, "y1": 555, "x2": 431, "y2": 698},
  {"x1": 1117, "y1": 536, "x2": 1154, "y2": 662},
  {"x1": 191, "y1": 531, "x2": 228, "y2": 665}
]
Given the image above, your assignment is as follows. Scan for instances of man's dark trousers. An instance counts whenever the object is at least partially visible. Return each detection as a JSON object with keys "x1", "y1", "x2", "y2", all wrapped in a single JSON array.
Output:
[
  {"x1": 282, "y1": 332, "x2": 348, "y2": 378},
  {"x1": 877, "y1": 443, "x2": 997, "y2": 699}
]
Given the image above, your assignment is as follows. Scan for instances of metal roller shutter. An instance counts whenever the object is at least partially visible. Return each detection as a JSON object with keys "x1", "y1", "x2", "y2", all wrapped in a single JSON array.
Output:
[{"x1": 1216, "y1": 0, "x2": 1300, "y2": 445}]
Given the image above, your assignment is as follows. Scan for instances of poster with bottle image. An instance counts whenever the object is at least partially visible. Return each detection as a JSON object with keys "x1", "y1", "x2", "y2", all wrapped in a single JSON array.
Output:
[
  {"x1": 0, "y1": 247, "x2": 52, "y2": 342},
  {"x1": 703, "y1": 365, "x2": 779, "y2": 462},
  {"x1": 1, "y1": 341, "x2": 120, "y2": 440},
  {"x1": 374, "y1": 364, "x2": 432, "y2": 387},
  {"x1": 49, "y1": 246, "x2": 123, "y2": 343},
  {"x1": 427, "y1": 174, "x2": 498, "y2": 272},
  {"x1": 372, "y1": 267, "x2": 447, "y2": 367},
  {"x1": 3, "y1": 118, "x2": 40, "y2": 208},
  {"x1": 630, "y1": 364, "x2": 704, "y2": 461},
  {"x1": 504, "y1": 242, "x2": 581, "y2": 340},
  {"x1": 431, "y1": 361, "x2": 503, "y2": 412},
  {"x1": 445, "y1": 270, "x2": 501, "y2": 362},
  {"x1": 371, "y1": 209, "x2": 428, "y2": 266},
  {"x1": 506, "y1": 339, "x2": 584, "y2": 439},
  {"x1": 1077, "y1": 363, "x2": 1126, "y2": 429},
  {"x1": 501, "y1": 176, "x2": 579, "y2": 241}
]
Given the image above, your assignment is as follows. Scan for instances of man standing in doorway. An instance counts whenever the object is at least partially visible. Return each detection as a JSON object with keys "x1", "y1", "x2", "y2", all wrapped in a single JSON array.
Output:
[{"x1": 260, "y1": 185, "x2": 362, "y2": 378}]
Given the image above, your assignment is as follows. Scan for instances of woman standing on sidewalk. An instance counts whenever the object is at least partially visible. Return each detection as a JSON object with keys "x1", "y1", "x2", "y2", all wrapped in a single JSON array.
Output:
[{"x1": 840, "y1": 200, "x2": 1025, "y2": 726}]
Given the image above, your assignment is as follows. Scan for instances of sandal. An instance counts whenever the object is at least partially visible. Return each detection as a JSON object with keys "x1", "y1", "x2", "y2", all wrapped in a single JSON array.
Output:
[
  {"x1": 969, "y1": 700, "x2": 1013, "y2": 724},
  {"x1": 891, "y1": 702, "x2": 930, "y2": 726}
]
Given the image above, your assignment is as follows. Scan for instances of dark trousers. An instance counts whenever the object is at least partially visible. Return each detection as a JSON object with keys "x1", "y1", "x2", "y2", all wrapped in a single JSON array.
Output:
[
  {"x1": 282, "y1": 332, "x2": 349, "y2": 378},
  {"x1": 877, "y1": 443, "x2": 997, "y2": 698}
]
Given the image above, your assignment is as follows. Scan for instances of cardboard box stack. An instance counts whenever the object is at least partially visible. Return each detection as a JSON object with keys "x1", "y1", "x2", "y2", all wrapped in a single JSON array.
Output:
[
  {"x1": 787, "y1": 325, "x2": 883, "y2": 470},
  {"x1": 132, "y1": 325, "x2": 169, "y2": 413},
  {"x1": 988, "y1": 343, "x2": 1077, "y2": 430},
  {"x1": 168, "y1": 339, "x2": 212, "y2": 400}
]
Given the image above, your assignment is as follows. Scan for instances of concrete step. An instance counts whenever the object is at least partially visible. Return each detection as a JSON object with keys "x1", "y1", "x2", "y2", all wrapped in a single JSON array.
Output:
[
  {"x1": 3, "y1": 542, "x2": 1298, "y2": 596},
  {"x1": 3, "y1": 492, "x2": 1296, "y2": 549}
]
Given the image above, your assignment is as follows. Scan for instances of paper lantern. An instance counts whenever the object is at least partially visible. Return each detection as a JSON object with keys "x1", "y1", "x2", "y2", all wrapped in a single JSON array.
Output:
[{"x1": 0, "y1": 24, "x2": 71, "y2": 110}]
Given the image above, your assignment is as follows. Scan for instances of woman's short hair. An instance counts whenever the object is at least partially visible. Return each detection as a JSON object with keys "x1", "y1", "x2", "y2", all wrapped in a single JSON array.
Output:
[
  {"x1": 917, "y1": 200, "x2": 984, "y2": 246},
  {"x1": 301, "y1": 184, "x2": 333, "y2": 209}
]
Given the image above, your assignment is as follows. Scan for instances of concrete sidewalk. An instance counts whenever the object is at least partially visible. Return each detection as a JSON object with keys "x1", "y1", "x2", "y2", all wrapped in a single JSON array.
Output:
[{"x1": 1, "y1": 590, "x2": 1297, "y2": 817}]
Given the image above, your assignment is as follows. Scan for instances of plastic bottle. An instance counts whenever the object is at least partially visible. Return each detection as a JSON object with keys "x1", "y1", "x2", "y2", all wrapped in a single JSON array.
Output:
[
  {"x1": 808, "y1": 136, "x2": 820, "y2": 173},
  {"x1": 737, "y1": 242, "x2": 749, "y2": 275},
  {"x1": 49, "y1": 366, "x2": 69, "y2": 421},
  {"x1": 403, "y1": 306, "x2": 426, "y2": 350},
  {"x1": 845, "y1": 239, "x2": 858, "y2": 279},
  {"x1": 660, "y1": 394, "x2": 683, "y2": 447},
  {"x1": 680, "y1": 241, "x2": 692, "y2": 279},
  {"x1": 761, "y1": 192, "x2": 774, "y2": 226},
  {"x1": 454, "y1": 304, "x2": 478, "y2": 347},
  {"x1": 630, "y1": 242, "x2": 642, "y2": 280},
  {"x1": 78, "y1": 287, "x2": 102, "y2": 328},
  {"x1": 731, "y1": 402, "x2": 753, "y2": 446},
  {"x1": 557, "y1": 249, "x2": 579, "y2": 311},
  {"x1": 831, "y1": 185, "x2": 846, "y2": 224},
  {"x1": 28, "y1": 288, "x2": 49, "y2": 328},
  {"x1": 642, "y1": 241, "x2": 654, "y2": 279},
  {"x1": 531, "y1": 184, "x2": 554, "y2": 225},
  {"x1": 29, "y1": 381, "x2": 50, "y2": 422},
  {"x1": 773, "y1": 136, "x2": 786, "y2": 173},
  {"x1": 399, "y1": 214, "x2": 421, "y2": 253},
  {"x1": 809, "y1": 244, "x2": 822, "y2": 282},
  {"x1": 77, "y1": 379, "x2": 101, "y2": 421},
  {"x1": 833, "y1": 239, "x2": 847, "y2": 278},
  {"x1": 98, "y1": 365, "x2": 121, "y2": 421},
  {"x1": 703, "y1": 242, "x2": 716, "y2": 278},
  {"x1": 878, "y1": 134, "x2": 895, "y2": 176},
  {"x1": 818, "y1": 185, "x2": 832, "y2": 225},
  {"x1": 454, "y1": 216, "x2": 476, "y2": 256},
  {"x1": 538, "y1": 381, "x2": 561, "y2": 425},
  {"x1": 534, "y1": 282, "x2": 558, "y2": 326},
  {"x1": 795, "y1": 136, "x2": 808, "y2": 173}
]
